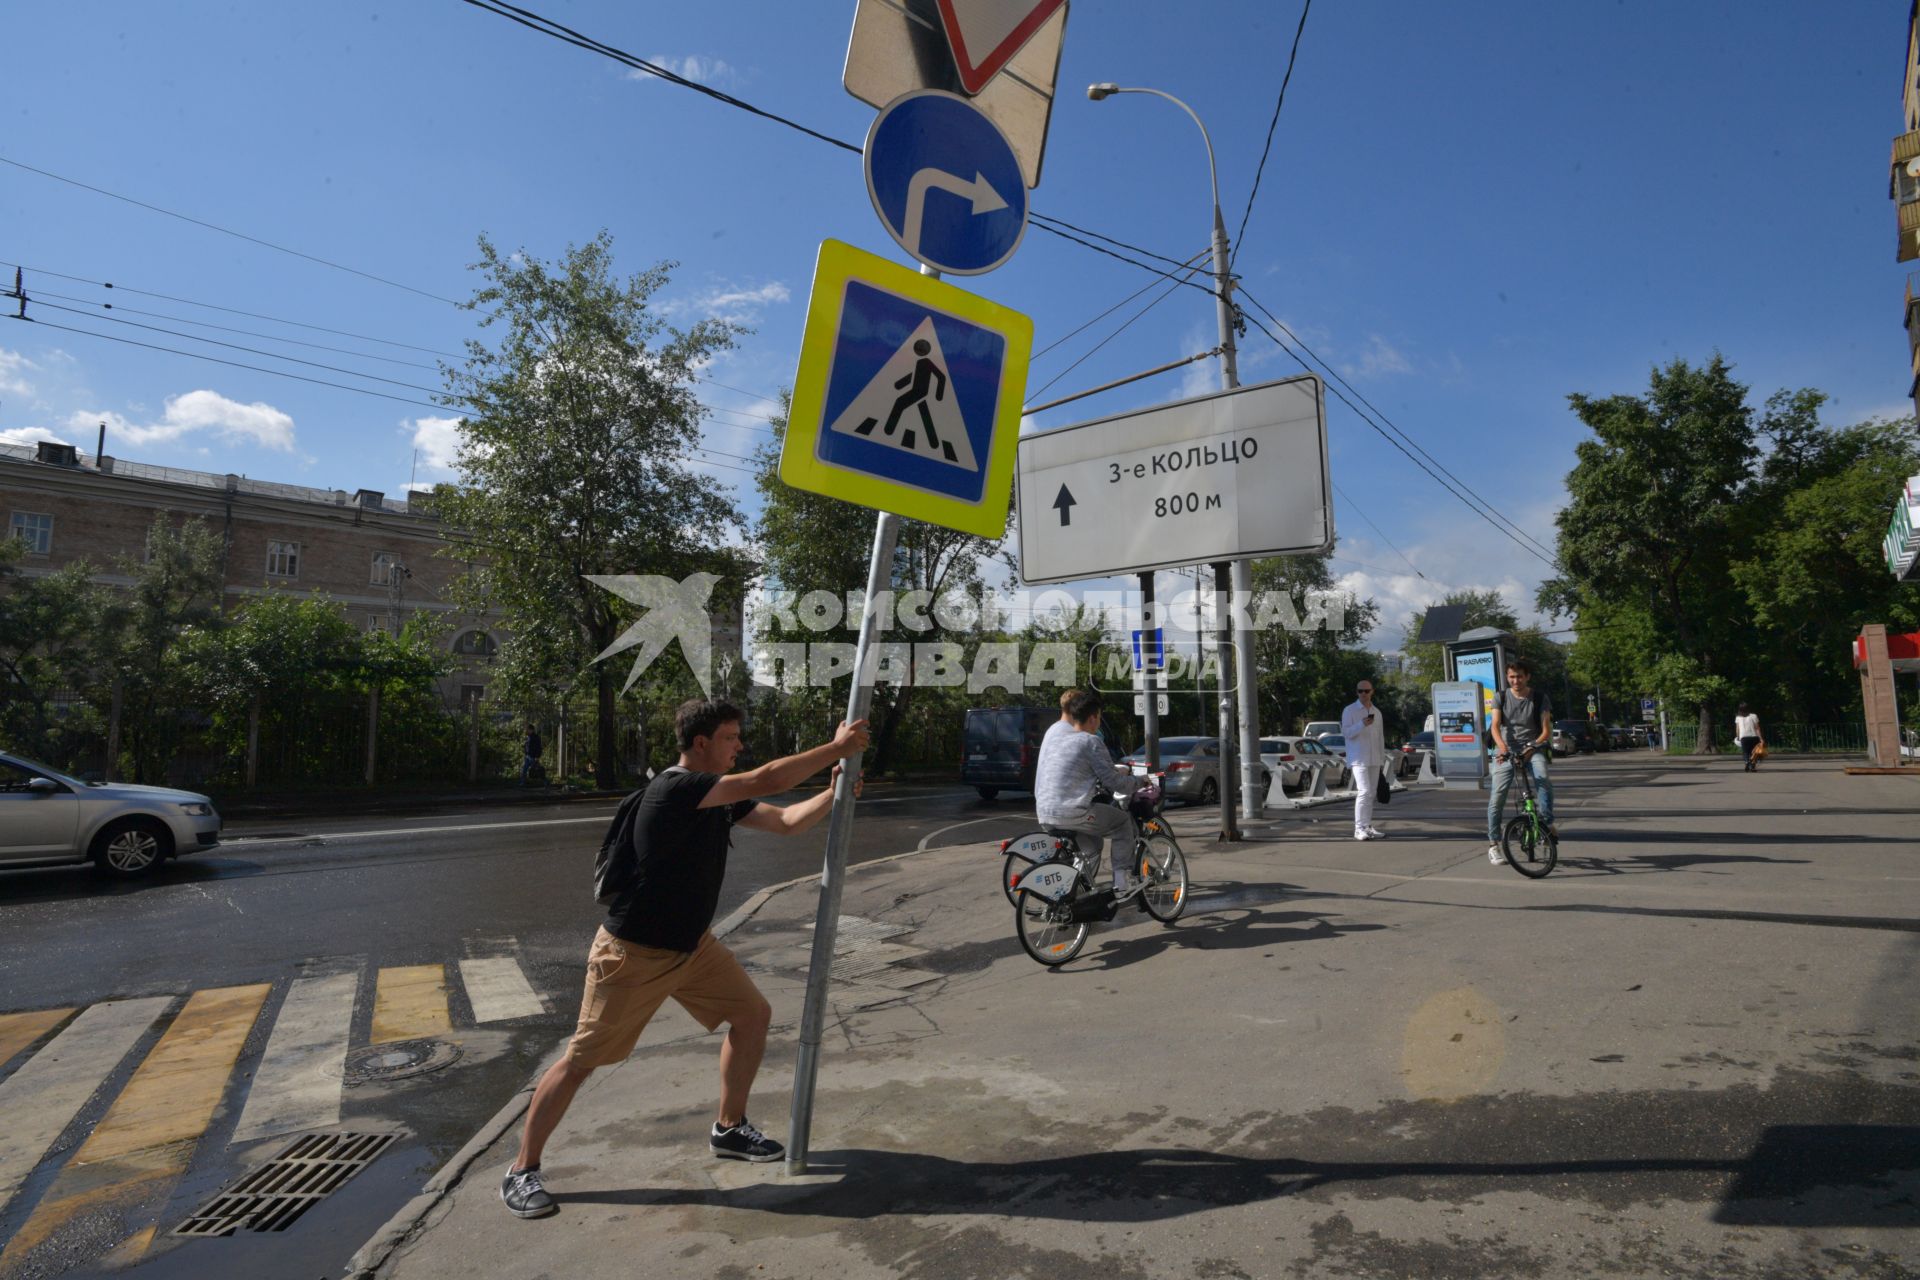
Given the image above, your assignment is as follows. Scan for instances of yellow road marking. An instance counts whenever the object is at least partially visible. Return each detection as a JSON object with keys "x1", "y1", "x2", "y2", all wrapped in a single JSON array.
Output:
[
  {"x1": 0, "y1": 1008, "x2": 73, "y2": 1071},
  {"x1": 1399, "y1": 985, "x2": 1505, "y2": 1101},
  {"x1": 0, "y1": 984, "x2": 268, "y2": 1269},
  {"x1": 371, "y1": 965, "x2": 451, "y2": 1044}
]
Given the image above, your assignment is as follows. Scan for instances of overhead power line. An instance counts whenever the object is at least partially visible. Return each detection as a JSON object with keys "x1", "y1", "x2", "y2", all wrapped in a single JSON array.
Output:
[
  {"x1": 1232, "y1": 0, "x2": 1313, "y2": 271},
  {"x1": 30, "y1": 287, "x2": 443, "y2": 370},
  {"x1": 0, "y1": 260, "x2": 464, "y2": 358},
  {"x1": 29, "y1": 299, "x2": 477, "y2": 404},
  {"x1": 1330, "y1": 480, "x2": 1427, "y2": 581},
  {"x1": 9, "y1": 315, "x2": 459, "y2": 413},
  {"x1": 1232, "y1": 301, "x2": 1560, "y2": 572},
  {"x1": 0, "y1": 156, "x2": 463, "y2": 307},
  {"x1": 1235, "y1": 286, "x2": 1563, "y2": 568}
]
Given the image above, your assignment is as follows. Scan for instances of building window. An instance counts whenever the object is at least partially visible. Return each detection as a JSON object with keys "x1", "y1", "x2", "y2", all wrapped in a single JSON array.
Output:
[
  {"x1": 370, "y1": 552, "x2": 399, "y2": 586},
  {"x1": 453, "y1": 629, "x2": 498, "y2": 658},
  {"x1": 367, "y1": 615, "x2": 391, "y2": 635},
  {"x1": 266, "y1": 540, "x2": 300, "y2": 578},
  {"x1": 9, "y1": 512, "x2": 52, "y2": 555},
  {"x1": 460, "y1": 684, "x2": 485, "y2": 711}
]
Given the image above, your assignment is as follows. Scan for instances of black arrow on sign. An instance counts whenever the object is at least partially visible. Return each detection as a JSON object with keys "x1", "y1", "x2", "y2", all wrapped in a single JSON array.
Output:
[{"x1": 1053, "y1": 484, "x2": 1077, "y2": 526}]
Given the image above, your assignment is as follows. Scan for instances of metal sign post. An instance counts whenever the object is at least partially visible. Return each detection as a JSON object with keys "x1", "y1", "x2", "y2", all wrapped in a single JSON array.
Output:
[
  {"x1": 1139, "y1": 573, "x2": 1160, "y2": 769},
  {"x1": 787, "y1": 510, "x2": 898, "y2": 1174},
  {"x1": 1212, "y1": 561, "x2": 1239, "y2": 842}
]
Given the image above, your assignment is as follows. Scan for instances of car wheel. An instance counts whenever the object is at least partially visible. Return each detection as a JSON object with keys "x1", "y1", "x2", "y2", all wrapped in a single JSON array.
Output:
[
  {"x1": 976, "y1": 787, "x2": 999, "y2": 801},
  {"x1": 92, "y1": 818, "x2": 172, "y2": 878},
  {"x1": 1198, "y1": 777, "x2": 1219, "y2": 805}
]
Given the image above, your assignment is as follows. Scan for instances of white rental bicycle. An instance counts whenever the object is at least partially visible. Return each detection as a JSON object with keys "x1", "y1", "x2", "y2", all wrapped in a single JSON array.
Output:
[{"x1": 1000, "y1": 773, "x2": 1189, "y2": 966}]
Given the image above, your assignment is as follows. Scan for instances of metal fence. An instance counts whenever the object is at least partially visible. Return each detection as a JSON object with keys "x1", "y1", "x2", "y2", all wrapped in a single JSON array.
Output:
[{"x1": 1663, "y1": 721, "x2": 1868, "y2": 755}]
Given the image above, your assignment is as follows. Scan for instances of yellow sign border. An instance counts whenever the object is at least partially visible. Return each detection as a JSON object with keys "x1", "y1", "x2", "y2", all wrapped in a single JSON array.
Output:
[{"x1": 780, "y1": 239, "x2": 1031, "y2": 539}]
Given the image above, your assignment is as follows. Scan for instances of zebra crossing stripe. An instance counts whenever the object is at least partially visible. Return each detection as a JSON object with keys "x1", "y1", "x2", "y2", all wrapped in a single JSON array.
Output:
[
  {"x1": 0, "y1": 1007, "x2": 74, "y2": 1072},
  {"x1": 0, "y1": 997, "x2": 171, "y2": 1219},
  {"x1": 371, "y1": 965, "x2": 451, "y2": 1044},
  {"x1": 0, "y1": 985, "x2": 268, "y2": 1267},
  {"x1": 229, "y1": 973, "x2": 359, "y2": 1147},
  {"x1": 457, "y1": 958, "x2": 545, "y2": 1023}
]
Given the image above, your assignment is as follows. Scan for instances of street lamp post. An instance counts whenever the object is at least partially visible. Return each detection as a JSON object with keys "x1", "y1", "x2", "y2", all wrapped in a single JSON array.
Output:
[{"x1": 1089, "y1": 83, "x2": 1263, "y2": 823}]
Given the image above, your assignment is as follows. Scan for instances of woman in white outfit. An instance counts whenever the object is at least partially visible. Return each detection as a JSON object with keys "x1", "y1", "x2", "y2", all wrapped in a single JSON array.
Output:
[
  {"x1": 1341, "y1": 679, "x2": 1388, "y2": 840},
  {"x1": 1734, "y1": 703, "x2": 1764, "y2": 772}
]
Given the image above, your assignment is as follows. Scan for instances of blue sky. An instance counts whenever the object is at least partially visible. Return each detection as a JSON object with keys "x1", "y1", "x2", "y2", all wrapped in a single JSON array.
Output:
[{"x1": 1, "y1": 2, "x2": 1909, "y2": 646}]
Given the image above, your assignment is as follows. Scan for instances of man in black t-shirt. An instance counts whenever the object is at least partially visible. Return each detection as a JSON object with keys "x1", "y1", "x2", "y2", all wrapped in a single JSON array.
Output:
[{"x1": 500, "y1": 699, "x2": 869, "y2": 1219}]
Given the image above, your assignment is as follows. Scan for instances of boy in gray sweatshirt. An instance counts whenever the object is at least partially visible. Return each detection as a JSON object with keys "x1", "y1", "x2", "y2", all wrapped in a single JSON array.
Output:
[{"x1": 1034, "y1": 688, "x2": 1143, "y2": 898}]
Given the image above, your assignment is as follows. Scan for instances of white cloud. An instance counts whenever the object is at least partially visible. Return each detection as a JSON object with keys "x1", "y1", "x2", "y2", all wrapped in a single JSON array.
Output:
[
  {"x1": 630, "y1": 54, "x2": 737, "y2": 88},
  {"x1": 1337, "y1": 334, "x2": 1413, "y2": 380},
  {"x1": 0, "y1": 348, "x2": 35, "y2": 397},
  {"x1": 1327, "y1": 495, "x2": 1564, "y2": 648},
  {"x1": 406, "y1": 415, "x2": 465, "y2": 488},
  {"x1": 71, "y1": 390, "x2": 296, "y2": 451},
  {"x1": 0, "y1": 425, "x2": 68, "y2": 448},
  {"x1": 663, "y1": 280, "x2": 791, "y2": 324}
]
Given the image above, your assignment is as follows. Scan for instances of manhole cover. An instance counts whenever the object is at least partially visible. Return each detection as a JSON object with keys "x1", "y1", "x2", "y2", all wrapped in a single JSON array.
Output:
[{"x1": 342, "y1": 1038, "x2": 461, "y2": 1085}]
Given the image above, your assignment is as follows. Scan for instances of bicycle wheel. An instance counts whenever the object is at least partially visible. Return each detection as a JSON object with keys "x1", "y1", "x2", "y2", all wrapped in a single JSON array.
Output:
[
  {"x1": 1501, "y1": 813, "x2": 1557, "y2": 878},
  {"x1": 1138, "y1": 834, "x2": 1188, "y2": 922},
  {"x1": 1015, "y1": 889, "x2": 1091, "y2": 965}
]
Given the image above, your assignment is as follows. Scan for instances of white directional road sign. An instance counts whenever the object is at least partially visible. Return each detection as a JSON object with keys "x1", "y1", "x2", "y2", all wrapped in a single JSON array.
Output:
[
  {"x1": 864, "y1": 90, "x2": 1028, "y2": 275},
  {"x1": 1015, "y1": 374, "x2": 1331, "y2": 585}
]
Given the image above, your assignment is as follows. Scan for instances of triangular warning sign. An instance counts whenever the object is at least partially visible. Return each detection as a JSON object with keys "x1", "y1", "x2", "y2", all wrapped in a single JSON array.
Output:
[{"x1": 827, "y1": 317, "x2": 979, "y2": 471}]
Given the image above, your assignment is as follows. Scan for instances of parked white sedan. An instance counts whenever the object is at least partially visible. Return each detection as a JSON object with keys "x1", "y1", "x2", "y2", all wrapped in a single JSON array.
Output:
[{"x1": 0, "y1": 751, "x2": 221, "y2": 877}]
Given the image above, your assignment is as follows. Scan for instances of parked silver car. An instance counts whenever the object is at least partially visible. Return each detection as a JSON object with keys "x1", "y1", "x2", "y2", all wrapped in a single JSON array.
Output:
[
  {"x1": 1123, "y1": 736, "x2": 1226, "y2": 806},
  {"x1": 0, "y1": 751, "x2": 221, "y2": 877}
]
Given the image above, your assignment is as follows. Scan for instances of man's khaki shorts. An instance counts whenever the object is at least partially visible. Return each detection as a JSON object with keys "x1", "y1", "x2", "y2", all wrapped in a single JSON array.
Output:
[{"x1": 564, "y1": 927, "x2": 766, "y2": 1070}]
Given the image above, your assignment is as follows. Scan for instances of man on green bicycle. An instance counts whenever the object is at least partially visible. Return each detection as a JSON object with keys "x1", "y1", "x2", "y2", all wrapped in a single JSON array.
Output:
[
  {"x1": 1487, "y1": 656, "x2": 1554, "y2": 865},
  {"x1": 1035, "y1": 688, "x2": 1143, "y2": 901}
]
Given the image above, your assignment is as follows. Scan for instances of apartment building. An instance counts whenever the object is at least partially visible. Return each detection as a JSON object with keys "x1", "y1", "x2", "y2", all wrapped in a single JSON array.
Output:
[{"x1": 0, "y1": 440, "x2": 499, "y2": 705}]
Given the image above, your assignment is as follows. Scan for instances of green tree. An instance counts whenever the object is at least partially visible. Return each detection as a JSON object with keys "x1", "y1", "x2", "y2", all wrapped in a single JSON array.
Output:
[
  {"x1": 1401, "y1": 588, "x2": 1519, "y2": 687},
  {"x1": 1540, "y1": 356, "x2": 1769, "y2": 750},
  {"x1": 0, "y1": 537, "x2": 106, "y2": 765},
  {"x1": 437, "y1": 232, "x2": 746, "y2": 785},
  {"x1": 1731, "y1": 417, "x2": 1920, "y2": 720},
  {"x1": 749, "y1": 404, "x2": 1007, "y2": 773},
  {"x1": 96, "y1": 516, "x2": 226, "y2": 782},
  {"x1": 1248, "y1": 553, "x2": 1381, "y2": 734}
]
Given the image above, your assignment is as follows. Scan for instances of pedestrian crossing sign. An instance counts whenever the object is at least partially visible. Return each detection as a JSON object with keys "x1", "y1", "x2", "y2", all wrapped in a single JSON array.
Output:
[{"x1": 781, "y1": 239, "x2": 1030, "y2": 538}]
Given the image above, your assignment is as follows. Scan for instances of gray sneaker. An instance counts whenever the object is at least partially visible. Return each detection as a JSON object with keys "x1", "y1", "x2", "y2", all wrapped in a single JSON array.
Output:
[{"x1": 501, "y1": 1165, "x2": 556, "y2": 1218}]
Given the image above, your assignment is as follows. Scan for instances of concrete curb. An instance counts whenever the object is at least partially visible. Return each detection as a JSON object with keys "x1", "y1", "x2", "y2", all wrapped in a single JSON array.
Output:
[{"x1": 345, "y1": 836, "x2": 994, "y2": 1279}]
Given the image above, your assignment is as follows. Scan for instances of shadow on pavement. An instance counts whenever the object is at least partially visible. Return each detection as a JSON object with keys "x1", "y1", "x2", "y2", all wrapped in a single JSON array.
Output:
[{"x1": 554, "y1": 1120, "x2": 1919, "y2": 1231}]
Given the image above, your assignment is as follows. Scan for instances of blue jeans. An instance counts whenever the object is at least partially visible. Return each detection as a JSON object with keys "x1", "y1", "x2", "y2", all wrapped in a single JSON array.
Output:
[{"x1": 1487, "y1": 752, "x2": 1552, "y2": 841}]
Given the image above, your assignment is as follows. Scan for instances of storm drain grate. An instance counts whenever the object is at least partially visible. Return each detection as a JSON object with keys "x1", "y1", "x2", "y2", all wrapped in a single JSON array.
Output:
[{"x1": 173, "y1": 1130, "x2": 401, "y2": 1236}]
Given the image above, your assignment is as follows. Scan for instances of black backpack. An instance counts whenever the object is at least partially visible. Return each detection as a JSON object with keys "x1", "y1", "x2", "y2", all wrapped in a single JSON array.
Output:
[{"x1": 592, "y1": 767, "x2": 685, "y2": 906}]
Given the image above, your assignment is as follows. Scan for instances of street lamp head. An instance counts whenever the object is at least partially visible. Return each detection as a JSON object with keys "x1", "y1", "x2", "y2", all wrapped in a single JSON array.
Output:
[{"x1": 1087, "y1": 82, "x2": 1119, "y2": 101}]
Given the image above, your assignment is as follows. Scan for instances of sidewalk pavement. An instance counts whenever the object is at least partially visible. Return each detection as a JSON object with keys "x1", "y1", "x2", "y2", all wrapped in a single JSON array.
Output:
[{"x1": 351, "y1": 754, "x2": 1920, "y2": 1280}]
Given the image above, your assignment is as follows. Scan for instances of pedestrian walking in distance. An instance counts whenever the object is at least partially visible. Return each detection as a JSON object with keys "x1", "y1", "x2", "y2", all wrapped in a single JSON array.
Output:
[
  {"x1": 518, "y1": 724, "x2": 543, "y2": 785},
  {"x1": 499, "y1": 700, "x2": 869, "y2": 1220},
  {"x1": 1735, "y1": 703, "x2": 1765, "y2": 772},
  {"x1": 1342, "y1": 679, "x2": 1389, "y2": 841}
]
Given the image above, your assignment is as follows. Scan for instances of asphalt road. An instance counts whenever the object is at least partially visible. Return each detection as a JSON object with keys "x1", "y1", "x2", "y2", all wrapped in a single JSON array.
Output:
[{"x1": 0, "y1": 779, "x2": 1049, "y2": 1280}]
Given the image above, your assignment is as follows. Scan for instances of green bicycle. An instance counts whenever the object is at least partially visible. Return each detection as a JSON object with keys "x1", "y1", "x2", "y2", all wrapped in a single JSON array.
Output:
[{"x1": 1499, "y1": 744, "x2": 1558, "y2": 878}]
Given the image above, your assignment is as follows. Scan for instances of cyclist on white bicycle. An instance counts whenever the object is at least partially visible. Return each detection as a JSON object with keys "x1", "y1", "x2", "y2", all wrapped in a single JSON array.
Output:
[{"x1": 1034, "y1": 688, "x2": 1144, "y2": 901}]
